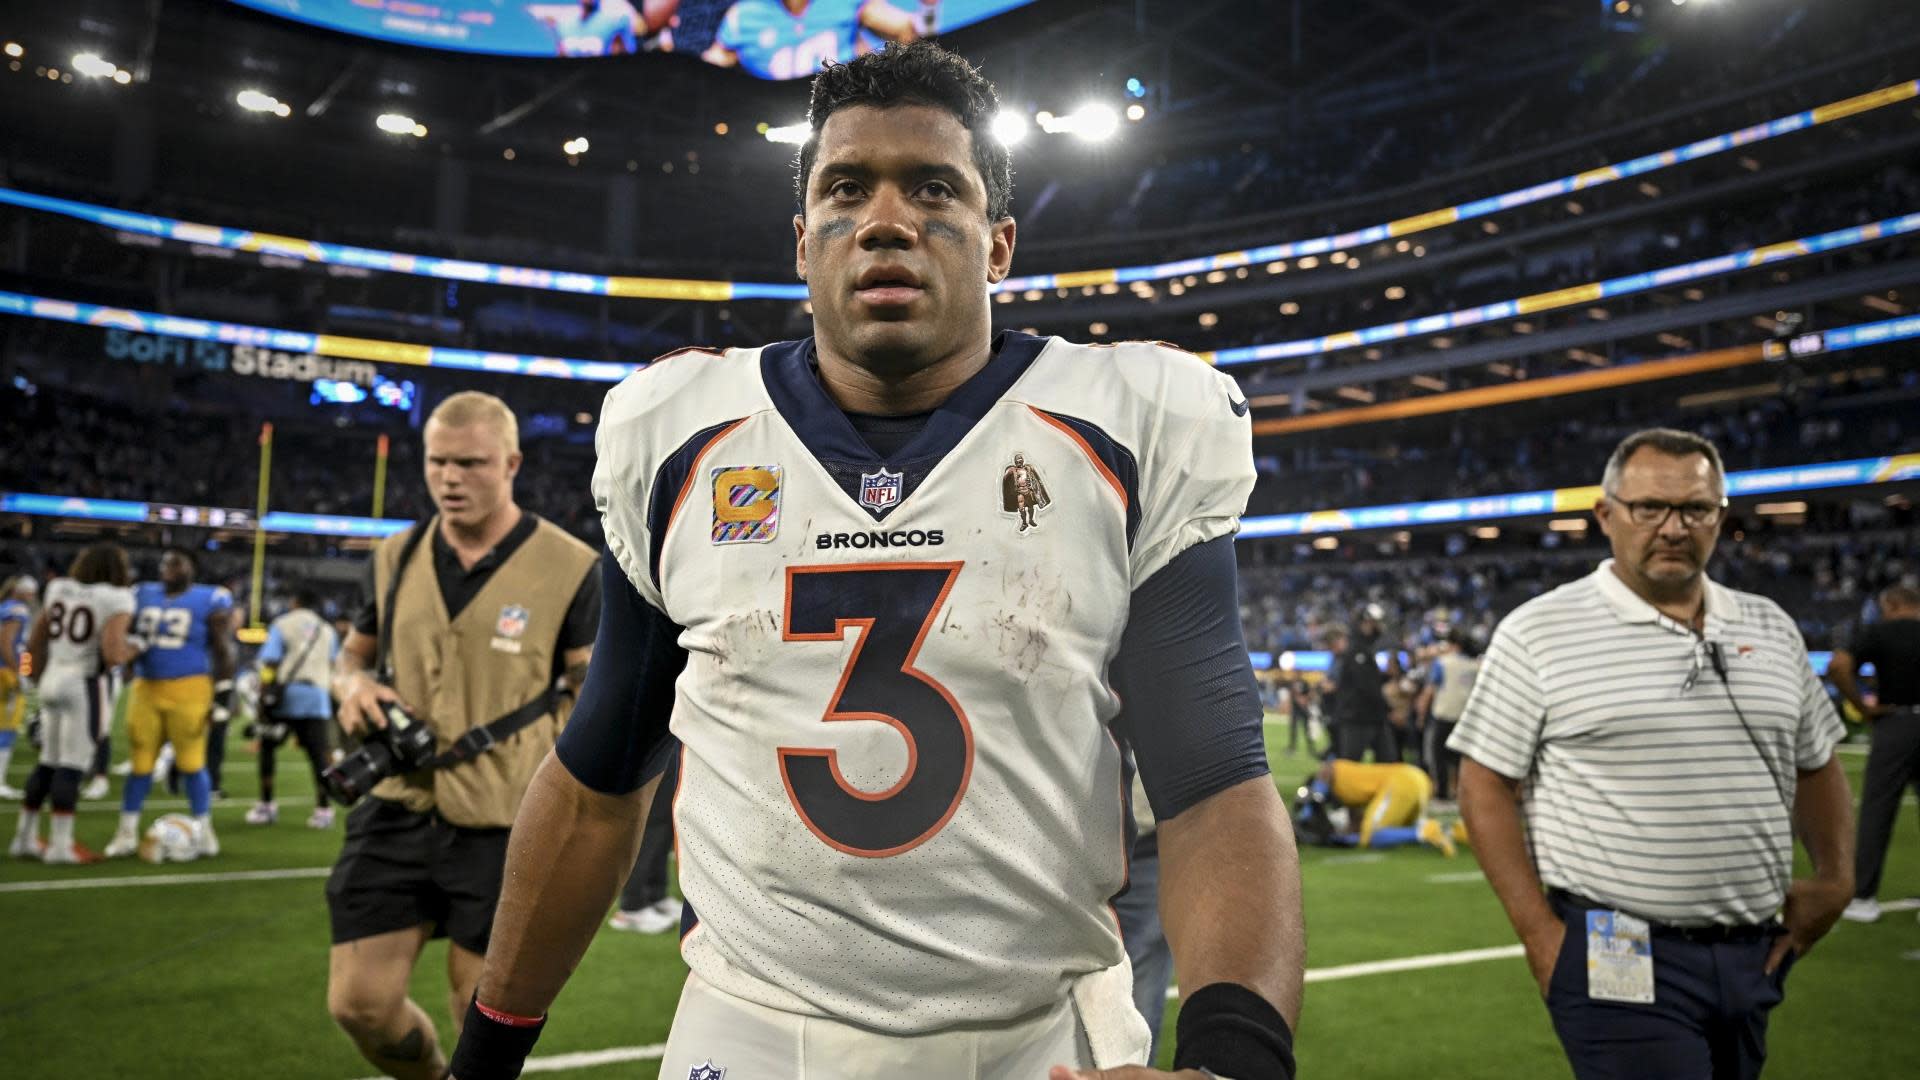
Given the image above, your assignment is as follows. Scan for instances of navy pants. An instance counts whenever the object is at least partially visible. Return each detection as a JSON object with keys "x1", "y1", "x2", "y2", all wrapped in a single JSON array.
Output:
[{"x1": 1546, "y1": 896, "x2": 1797, "y2": 1080}]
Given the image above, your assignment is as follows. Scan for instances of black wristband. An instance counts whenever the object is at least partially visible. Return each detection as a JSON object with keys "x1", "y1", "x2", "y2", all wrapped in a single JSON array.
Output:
[
  {"x1": 448, "y1": 996, "x2": 545, "y2": 1080},
  {"x1": 1173, "y1": 982, "x2": 1296, "y2": 1080}
]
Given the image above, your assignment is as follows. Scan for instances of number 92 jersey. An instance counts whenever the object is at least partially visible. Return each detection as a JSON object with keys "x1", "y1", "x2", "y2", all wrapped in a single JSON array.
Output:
[{"x1": 592, "y1": 331, "x2": 1254, "y2": 1033}]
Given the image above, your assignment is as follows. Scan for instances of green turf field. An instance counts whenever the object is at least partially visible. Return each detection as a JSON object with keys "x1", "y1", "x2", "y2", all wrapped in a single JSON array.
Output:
[{"x1": 1, "y1": 721, "x2": 1913, "y2": 1078}]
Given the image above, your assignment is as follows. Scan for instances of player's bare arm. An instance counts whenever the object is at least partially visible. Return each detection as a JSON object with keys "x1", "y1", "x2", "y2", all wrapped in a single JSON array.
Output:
[
  {"x1": 1457, "y1": 758, "x2": 1562, "y2": 994},
  {"x1": 1162, "y1": 777, "x2": 1305, "y2": 1021},
  {"x1": 1770, "y1": 757, "x2": 1854, "y2": 972},
  {"x1": 331, "y1": 629, "x2": 405, "y2": 735},
  {"x1": 1826, "y1": 649, "x2": 1884, "y2": 720},
  {"x1": 1053, "y1": 778, "x2": 1303, "y2": 1080},
  {"x1": 210, "y1": 607, "x2": 238, "y2": 681},
  {"x1": 98, "y1": 611, "x2": 137, "y2": 669},
  {"x1": 463, "y1": 760, "x2": 659, "y2": 1027},
  {"x1": 24, "y1": 608, "x2": 50, "y2": 678}
]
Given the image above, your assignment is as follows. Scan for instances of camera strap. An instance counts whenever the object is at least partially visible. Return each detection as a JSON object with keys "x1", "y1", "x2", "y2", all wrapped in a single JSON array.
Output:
[
  {"x1": 373, "y1": 516, "x2": 562, "y2": 769},
  {"x1": 375, "y1": 517, "x2": 435, "y2": 684},
  {"x1": 428, "y1": 688, "x2": 559, "y2": 769}
]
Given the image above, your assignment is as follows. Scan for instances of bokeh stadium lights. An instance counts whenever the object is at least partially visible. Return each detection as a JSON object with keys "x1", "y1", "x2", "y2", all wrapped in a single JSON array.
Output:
[{"x1": 234, "y1": 88, "x2": 291, "y2": 117}]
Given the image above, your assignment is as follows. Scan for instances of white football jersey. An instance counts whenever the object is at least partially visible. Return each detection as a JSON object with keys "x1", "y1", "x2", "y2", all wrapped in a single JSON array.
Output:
[
  {"x1": 40, "y1": 578, "x2": 136, "y2": 677},
  {"x1": 593, "y1": 332, "x2": 1254, "y2": 1034}
]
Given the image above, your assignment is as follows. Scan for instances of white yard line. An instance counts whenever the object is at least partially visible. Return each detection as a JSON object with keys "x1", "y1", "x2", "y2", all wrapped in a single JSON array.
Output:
[
  {"x1": 0, "y1": 866, "x2": 331, "y2": 893},
  {"x1": 1426, "y1": 870, "x2": 1488, "y2": 884}
]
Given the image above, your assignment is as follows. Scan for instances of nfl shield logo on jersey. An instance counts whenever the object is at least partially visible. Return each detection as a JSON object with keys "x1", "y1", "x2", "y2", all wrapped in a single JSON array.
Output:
[
  {"x1": 688, "y1": 1062, "x2": 726, "y2": 1080},
  {"x1": 859, "y1": 466, "x2": 903, "y2": 513}
]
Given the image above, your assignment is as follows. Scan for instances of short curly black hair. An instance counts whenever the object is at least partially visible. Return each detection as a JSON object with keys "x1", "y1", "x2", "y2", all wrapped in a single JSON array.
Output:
[{"x1": 795, "y1": 40, "x2": 1013, "y2": 222}]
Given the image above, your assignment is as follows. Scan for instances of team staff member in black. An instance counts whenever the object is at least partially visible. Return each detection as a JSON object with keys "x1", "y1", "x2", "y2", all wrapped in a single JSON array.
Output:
[
  {"x1": 1327, "y1": 608, "x2": 1396, "y2": 762},
  {"x1": 1832, "y1": 584, "x2": 1920, "y2": 924},
  {"x1": 325, "y1": 392, "x2": 600, "y2": 1080}
]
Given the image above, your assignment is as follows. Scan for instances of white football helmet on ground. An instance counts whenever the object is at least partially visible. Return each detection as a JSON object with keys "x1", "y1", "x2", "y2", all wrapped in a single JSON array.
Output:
[{"x1": 139, "y1": 814, "x2": 202, "y2": 864}]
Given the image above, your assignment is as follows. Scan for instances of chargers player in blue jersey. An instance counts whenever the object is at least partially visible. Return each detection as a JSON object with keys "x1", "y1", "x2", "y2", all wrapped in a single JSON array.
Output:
[
  {"x1": 0, "y1": 575, "x2": 37, "y2": 798},
  {"x1": 104, "y1": 548, "x2": 237, "y2": 858},
  {"x1": 703, "y1": 0, "x2": 934, "y2": 80}
]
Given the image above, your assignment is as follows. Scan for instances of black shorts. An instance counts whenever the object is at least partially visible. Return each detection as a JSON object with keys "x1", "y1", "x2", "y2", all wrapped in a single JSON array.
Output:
[{"x1": 325, "y1": 798, "x2": 511, "y2": 954}]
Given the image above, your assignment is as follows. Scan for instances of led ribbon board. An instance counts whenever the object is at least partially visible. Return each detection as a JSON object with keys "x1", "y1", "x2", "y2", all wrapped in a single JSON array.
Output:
[
  {"x1": 0, "y1": 290, "x2": 639, "y2": 382},
  {"x1": 1203, "y1": 212, "x2": 1920, "y2": 365},
  {"x1": 1238, "y1": 454, "x2": 1920, "y2": 539},
  {"x1": 9, "y1": 453, "x2": 1915, "y2": 539},
  {"x1": 3, "y1": 79, "x2": 1910, "y2": 297},
  {"x1": 227, "y1": 1, "x2": 1035, "y2": 67}
]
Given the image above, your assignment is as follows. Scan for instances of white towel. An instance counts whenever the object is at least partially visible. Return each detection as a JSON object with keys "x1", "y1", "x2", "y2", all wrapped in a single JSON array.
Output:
[{"x1": 1070, "y1": 958, "x2": 1153, "y2": 1069}]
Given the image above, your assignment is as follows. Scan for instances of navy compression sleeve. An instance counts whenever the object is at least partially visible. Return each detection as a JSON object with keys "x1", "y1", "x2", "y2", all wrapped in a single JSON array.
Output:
[
  {"x1": 1110, "y1": 535, "x2": 1270, "y2": 820},
  {"x1": 553, "y1": 549, "x2": 689, "y2": 794}
]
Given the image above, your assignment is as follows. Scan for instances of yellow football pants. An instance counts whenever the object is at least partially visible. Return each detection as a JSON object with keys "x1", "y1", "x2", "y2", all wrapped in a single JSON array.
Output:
[
  {"x1": 1358, "y1": 768, "x2": 1432, "y2": 848},
  {"x1": 0, "y1": 668, "x2": 24, "y2": 733},
  {"x1": 127, "y1": 675, "x2": 214, "y2": 773}
]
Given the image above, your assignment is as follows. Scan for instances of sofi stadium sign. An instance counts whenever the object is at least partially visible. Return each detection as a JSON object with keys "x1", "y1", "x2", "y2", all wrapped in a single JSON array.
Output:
[{"x1": 102, "y1": 329, "x2": 376, "y2": 386}]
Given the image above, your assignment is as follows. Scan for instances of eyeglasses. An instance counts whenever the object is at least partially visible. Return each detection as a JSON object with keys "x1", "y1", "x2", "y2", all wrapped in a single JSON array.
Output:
[{"x1": 1605, "y1": 495, "x2": 1728, "y2": 529}]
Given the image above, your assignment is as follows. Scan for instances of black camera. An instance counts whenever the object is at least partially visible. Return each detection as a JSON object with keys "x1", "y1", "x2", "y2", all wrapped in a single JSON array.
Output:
[{"x1": 322, "y1": 700, "x2": 438, "y2": 805}]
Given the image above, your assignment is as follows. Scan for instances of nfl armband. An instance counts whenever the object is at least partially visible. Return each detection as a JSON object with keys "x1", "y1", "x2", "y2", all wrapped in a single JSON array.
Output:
[
  {"x1": 449, "y1": 996, "x2": 546, "y2": 1080},
  {"x1": 1173, "y1": 983, "x2": 1296, "y2": 1080}
]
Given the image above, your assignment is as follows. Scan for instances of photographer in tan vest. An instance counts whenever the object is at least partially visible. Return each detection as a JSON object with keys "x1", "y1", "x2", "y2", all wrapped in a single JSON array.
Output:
[{"x1": 324, "y1": 391, "x2": 598, "y2": 1080}]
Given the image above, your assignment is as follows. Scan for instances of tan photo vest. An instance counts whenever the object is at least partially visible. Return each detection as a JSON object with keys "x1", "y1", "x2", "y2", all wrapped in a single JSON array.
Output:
[{"x1": 369, "y1": 516, "x2": 596, "y2": 828}]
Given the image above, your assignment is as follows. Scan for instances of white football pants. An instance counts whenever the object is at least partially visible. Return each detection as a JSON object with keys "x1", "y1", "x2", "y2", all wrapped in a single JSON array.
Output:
[{"x1": 657, "y1": 970, "x2": 1099, "y2": 1080}]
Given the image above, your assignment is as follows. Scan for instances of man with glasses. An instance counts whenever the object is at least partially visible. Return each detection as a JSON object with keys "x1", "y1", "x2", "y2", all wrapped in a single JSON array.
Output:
[{"x1": 1450, "y1": 427, "x2": 1854, "y2": 1080}]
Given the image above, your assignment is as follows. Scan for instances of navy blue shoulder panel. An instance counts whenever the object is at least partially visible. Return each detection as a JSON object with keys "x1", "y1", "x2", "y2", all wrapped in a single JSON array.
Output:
[
  {"x1": 762, "y1": 331, "x2": 1050, "y2": 520},
  {"x1": 1030, "y1": 408, "x2": 1141, "y2": 550},
  {"x1": 645, "y1": 418, "x2": 746, "y2": 588},
  {"x1": 554, "y1": 550, "x2": 689, "y2": 795},
  {"x1": 1109, "y1": 534, "x2": 1268, "y2": 820}
]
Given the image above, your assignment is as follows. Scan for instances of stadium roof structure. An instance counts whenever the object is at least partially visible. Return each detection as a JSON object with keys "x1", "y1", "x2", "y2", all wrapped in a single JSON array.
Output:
[{"x1": 0, "y1": 0, "x2": 1698, "y2": 202}]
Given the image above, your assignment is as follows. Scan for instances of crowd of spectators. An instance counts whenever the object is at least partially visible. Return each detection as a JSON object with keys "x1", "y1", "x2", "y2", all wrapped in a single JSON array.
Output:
[
  {"x1": 1251, "y1": 368, "x2": 1920, "y2": 515},
  {"x1": 1239, "y1": 528, "x2": 1918, "y2": 658}
]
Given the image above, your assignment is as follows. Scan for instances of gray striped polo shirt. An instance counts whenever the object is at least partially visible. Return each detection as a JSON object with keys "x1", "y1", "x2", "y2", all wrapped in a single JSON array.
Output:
[{"x1": 1448, "y1": 560, "x2": 1843, "y2": 927}]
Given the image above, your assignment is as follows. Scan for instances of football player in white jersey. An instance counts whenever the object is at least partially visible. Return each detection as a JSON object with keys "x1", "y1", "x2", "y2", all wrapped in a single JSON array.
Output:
[
  {"x1": 452, "y1": 42, "x2": 1303, "y2": 1080},
  {"x1": 9, "y1": 544, "x2": 139, "y2": 863}
]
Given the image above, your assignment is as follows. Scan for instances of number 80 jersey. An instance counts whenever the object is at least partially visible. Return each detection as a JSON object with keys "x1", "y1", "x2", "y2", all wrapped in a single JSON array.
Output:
[{"x1": 592, "y1": 331, "x2": 1254, "y2": 1034}]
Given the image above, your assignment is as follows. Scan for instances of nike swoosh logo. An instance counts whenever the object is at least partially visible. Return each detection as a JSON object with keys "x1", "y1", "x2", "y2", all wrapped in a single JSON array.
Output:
[{"x1": 1229, "y1": 395, "x2": 1250, "y2": 416}]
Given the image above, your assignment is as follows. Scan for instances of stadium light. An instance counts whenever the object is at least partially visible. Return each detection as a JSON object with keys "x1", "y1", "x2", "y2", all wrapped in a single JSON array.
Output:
[
  {"x1": 376, "y1": 112, "x2": 419, "y2": 135},
  {"x1": 1037, "y1": 103, "x2": 1120, "y2": 141},
  {"x1": 764, "y1": 121, "x2": 809, "y2": 144},
  {"x1": 1125, "y1": 103, "x2": 1146, "y2": 122},
  {"x1": 563, "y1": 136, "x2": 590, "y2": 155},
  {"x1": 3, "y1": 42, "x2": 23, "y2": 59},
  {"x1": 235, "y1": 89, "x2": 291, "y2": 117},
  {"x1": 70, "y1": 52, "x2": 117, "y2": 78},
  {"x1": 991, "y1": 109, "x2": 1029, "y2": 145}
]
